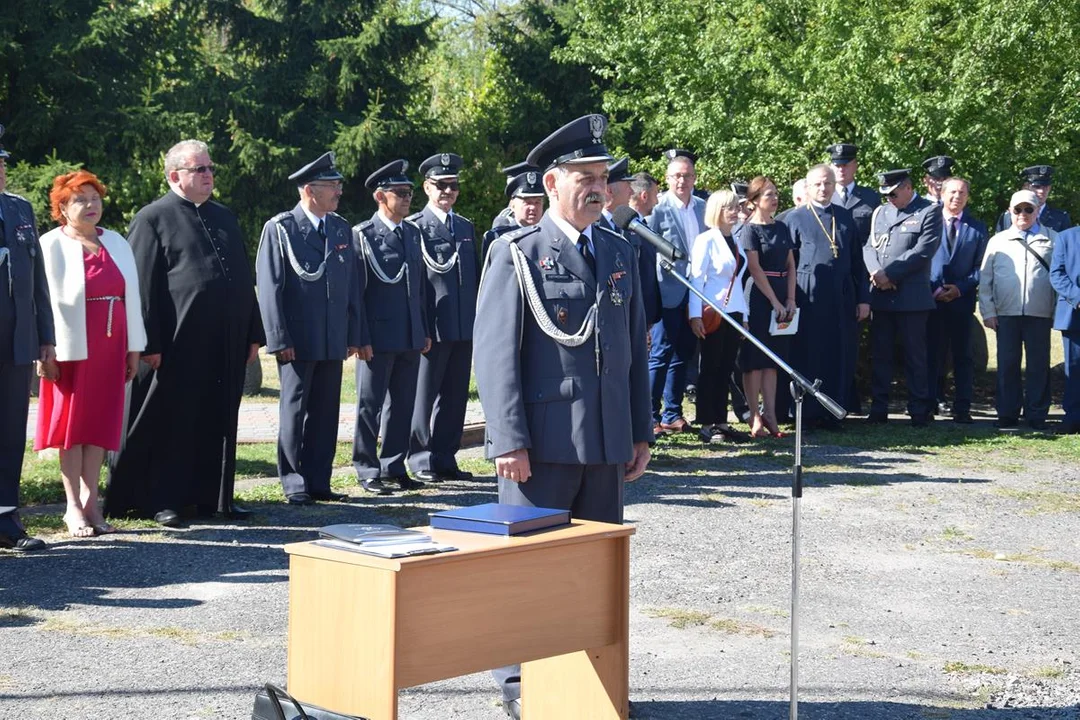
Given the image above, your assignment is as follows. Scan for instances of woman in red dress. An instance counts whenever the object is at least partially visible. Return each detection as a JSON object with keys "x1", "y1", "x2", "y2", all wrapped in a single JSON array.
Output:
[{"x1": 35, "y1": 171, "x2": 146, "y2": 536}]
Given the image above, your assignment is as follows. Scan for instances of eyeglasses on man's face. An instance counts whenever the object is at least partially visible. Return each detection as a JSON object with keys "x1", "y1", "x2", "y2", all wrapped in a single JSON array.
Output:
[
  {"x1": 178, "y1": 164, "x2": 216, "y2": 175},
  {"x1": 385, "y1": 187, "x2": 413, "y2": 198},
  {"x1": 434, "y1": 181, "x2": 460, "y2": 192}
]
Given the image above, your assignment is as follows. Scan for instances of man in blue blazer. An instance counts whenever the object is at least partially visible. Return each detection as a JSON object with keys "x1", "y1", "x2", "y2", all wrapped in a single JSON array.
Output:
[
  {"x1": 1050, "y1": 226, "x2": 1080, "y2": 433},
  {"x1": 926, "y1": 177, "x2": 988, "y2": 423},
  {"x1": 0, "y1": 125, "x2": 55, "y2": 550},
  {"x1": 645, "y1": 149, "x2": 705, "y2": 433}
]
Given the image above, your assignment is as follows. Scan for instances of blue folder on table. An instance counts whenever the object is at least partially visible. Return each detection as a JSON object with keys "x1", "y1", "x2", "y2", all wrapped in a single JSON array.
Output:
[{"x1": 430, "y1": 503, "x2": 570, "y2": 536}]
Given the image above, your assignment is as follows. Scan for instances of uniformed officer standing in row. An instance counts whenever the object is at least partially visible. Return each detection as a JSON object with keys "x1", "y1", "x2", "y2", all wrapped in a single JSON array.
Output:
[
  {"x1": 480, "y1": 161, "x2": 545, "y2": 263},
  {"x1": 0, "y1": 124, "x2": 54, "y2": 551},
  {"x1": 863, "y1": 168, "x2": 942, "y2": 426},
  {"x1": 475, "y1": 114, "x2": 652, "y2": 720},
  {"x1": 352, "y1": 160, "x2": 430, "y2": 494},
  {"x1": 256, "y1": 152, "x2": 368, "y2": 505},
  {"x1": 995, "y1": 165, "x2": 1072, "y2": 233},
  {"x1": 921, "y1": 155, "x2": 955, "y2": 204},
  {"x1": 407, "y1": 153, "x2": 478, "y2": 482}
]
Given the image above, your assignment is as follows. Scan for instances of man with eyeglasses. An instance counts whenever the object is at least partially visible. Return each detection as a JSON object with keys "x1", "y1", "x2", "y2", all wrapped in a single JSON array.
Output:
[
  {"x1": 645, "y1": 148, "x2": 706, "y2": 435},
  {"x1": 995, "y1": 165, "x2": 1072, "y2": 234},
  {"x1": 406, "y1": 153, "x2": 478, "y2": 483},
  {"x1": 351, "y1": 160, "x2": 430, "y2": 494},
  {"x1": 481, "y1": 161, "x2": 545, "y2": 264},
  {"x1": 107, "y1": 139, "x2": 265, "y2": 527},
  {"x1": 475, "y1": 112, "x2": 651, "y2": 720},
  {"x1": 980, "y1": 190, "x2": 1057, "y2": 430},
  {"x1": 863, "y1": 168, "x2": 942, "y2": 426},
  {"x1": 255, "y1": 152, "x2": 369, "y2": 506},
  {"x1": 0, "y1": 123, "x2": 54, "y2": 551}
]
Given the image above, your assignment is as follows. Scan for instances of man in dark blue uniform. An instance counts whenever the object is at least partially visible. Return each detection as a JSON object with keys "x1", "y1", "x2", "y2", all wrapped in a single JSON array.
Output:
[
  {"x1": 622, "y1": 169, "x2": 663, "y2": 327},
  {"x1": 864, "y1": 169, "x2": 942, "y2": 426},
  {"x1": 926, "y1": 176, "x2": 988, "y2": 423},
  {"x1": 481, "y1": 162, "x2": 545, "y2": 263},
  {"x1": 786, "y1": 164, "x2": 870, "y2": 430},
  {"x1": 475, "y1": 114, "x2": 652, "y2": 720},
  {"x1": 352, "y1": 160, "x2": 430, "y2": 494},
  {"x1": 0, "y1": 124, "x2": 54, "y2": 551},
  {"x1": 407, "y1": 153, "x2": 478, "y2": 482},
  {"x1": 257, "y1": 152, "x2": 368, "y2": 505},
  {"x1": 921, "y1": 155, "x2": 955, "y2": 204},
  {"x1": 995, "y1": 165, "x2": 1072, "y2": 234}
]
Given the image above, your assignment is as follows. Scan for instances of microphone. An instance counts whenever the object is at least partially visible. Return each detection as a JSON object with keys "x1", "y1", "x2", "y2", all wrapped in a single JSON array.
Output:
[{"x1": 611, "y1": 205, "x2": 686, "y2": 262}]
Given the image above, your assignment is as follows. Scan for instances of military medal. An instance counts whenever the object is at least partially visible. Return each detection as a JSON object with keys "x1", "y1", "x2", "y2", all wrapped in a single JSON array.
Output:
[
  {"x1": 607, "y1": 274, "x2": 624, "y2": 306},
  {"x1": 556, "y1": 305, "x2": 568, "y2": 325},
  {"x1": 540, "y1": 256, "x2": 555, "y2": 271},
  {"x1": 338, "y1": 254, "x2": 344, "y2": 263},
  {"x1": 437, "y1": 252, "x2": 445, "y2": 264}
]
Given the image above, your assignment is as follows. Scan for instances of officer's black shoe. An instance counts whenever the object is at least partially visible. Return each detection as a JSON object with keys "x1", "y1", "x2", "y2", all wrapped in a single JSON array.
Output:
[
  {"x1": 0, "y1": 529, "x2": 46, "y2": 551},
  {"x1": 953, "y1": 411, "x2": 974, "y2": 424},
  {"x1": 310, "y1": 491, "x2": 350, "y2": 503},
  {"x1": 154, "y1": 509, "x2": 181, "y2": 527},
  {"x1": 361, "y1": 478, "x2": 394, "y2": 495},
  {"x1": 394, "y1": 476, "x2": 425, "y2": 491},
  {"x1": 503, "y1": 698, "x2": 521, "y2": 720},
  {"x1": 867, "y1": 412, "x2": 888, "y2": 424},
  {"x1": 995, "y1": 417, "x2": 1019, "y2": 429},
  {"x1": 223, "y1": 504, "x2": 253, "y2": 520},
  {"x1": 417, "y1": 469, "x2": 473, "y2": 482},
  {"x1": 1028, "y1": 419, "x2": 1049, "y2": 431},
  {"x1": 414, "y1": 470, "x2": 443, "y2": 483},
  {"x1": 287, "y1": 492, "x2": 314, "y2": 505},
  {"x1": 1058, "y1": 422, "x2": 1080, "y2": 435},
  {"x1": 910, "y1": 415, "x2": 932, "y2": 428}
]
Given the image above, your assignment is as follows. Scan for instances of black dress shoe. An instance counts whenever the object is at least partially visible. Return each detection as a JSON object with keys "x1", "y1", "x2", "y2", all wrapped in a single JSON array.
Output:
[
  {"x1": 503, "y1": 698, "x2": 521, "y2": 720},
  {"x1": 392, "y1": 475, "x2": 425, "y2": 491},
  {"x1": 867, "y1": 412, "x2": 888, "y2": 424},
  {"x1": 995, "y1": 417, "x2": 1019, "y2": 429},
  {"x1": 0, "y1": 530, "x2": 46, "y2": 551},
  {"x1": 287, "y1": 492, "x2": 314, "y2": 505},
  {"x1": 1028, "y1": 419, "x2": 1049, "y2": 431},
  {"x1": 361, "y1": 478, "x2": 393, "y2": 495},
  {"x1": 416, "y1": 469, "x2": 473, "y2": 482},
  {"x1": 414, "y1": 470, "x2": 443, "y2": 483},
  {"x1": 223, "y1": 504, "x2": 253, "y2": 519},
  {"x1": 310, "y1": 490, "x2": 350, "y2": 503},
  {"x1": 910, "y1": 415, "x2": 932, "y2": 428},
  {"x1": 154, "y1": 509, "x2": 181, "y2": 527},
  {"x1": 953, "y1": 411, "x2": 974, "y2": 424}
]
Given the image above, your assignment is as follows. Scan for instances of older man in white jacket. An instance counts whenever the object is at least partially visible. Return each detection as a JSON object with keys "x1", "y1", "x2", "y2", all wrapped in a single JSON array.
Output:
[{"x1": 979, "y1": 190, "x2": 1057, "y2": 430}]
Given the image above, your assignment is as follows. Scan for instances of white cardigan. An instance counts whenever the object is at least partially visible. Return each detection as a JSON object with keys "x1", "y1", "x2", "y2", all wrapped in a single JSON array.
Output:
[
  {"x1": 38, "y1": 226, "x2": 148, "y2": 361},
  {"x1": 688, "y1": 227, "x2": 750, "y2": 318}
]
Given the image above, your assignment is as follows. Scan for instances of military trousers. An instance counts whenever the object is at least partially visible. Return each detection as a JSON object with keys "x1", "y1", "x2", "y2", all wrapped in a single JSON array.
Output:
[
  {"x1": 0, "y1": 362, "x2": 31, "y2": 508},
  {"x1": 352, "y1": 351, "x2": 421, "y2": 480},
  {"x1": 408, "y1": 339, "x2": 472, "y2": 475},
  {"x1": 870, "y1": 310, "x2": 931, "y2": 419},
  {"x1": 277, "y1": 359, "x2": 343, "y2": 497},
  {"x1": 492, "y1": 460, "x2": 625, "y2": 702}
]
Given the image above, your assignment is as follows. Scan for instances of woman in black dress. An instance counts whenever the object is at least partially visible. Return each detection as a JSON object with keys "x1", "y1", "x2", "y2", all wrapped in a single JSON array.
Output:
[{"x1": 740, "y1": 176, "x2": 797, "y2": 438}]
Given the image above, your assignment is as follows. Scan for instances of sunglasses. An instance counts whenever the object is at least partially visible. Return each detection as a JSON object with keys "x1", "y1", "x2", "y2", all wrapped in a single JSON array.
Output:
[
  {"x1": 178, "y1": 164, "x2": 216, "y2": 175},
  {"x1": 384, "y1": 187, "x2": 413, "y2": 198},
  {"x1": 434, "y1": 181, "x2": 460, "y2": 192},
  {"x1": 1012, "y1": 205, "x2": 1035, "y2": 215}
]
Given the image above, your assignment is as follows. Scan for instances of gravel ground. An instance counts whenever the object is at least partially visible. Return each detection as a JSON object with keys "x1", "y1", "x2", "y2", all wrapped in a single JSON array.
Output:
[{"x1": 2, "y1": 432, "x2": 1079, "y2": 720}]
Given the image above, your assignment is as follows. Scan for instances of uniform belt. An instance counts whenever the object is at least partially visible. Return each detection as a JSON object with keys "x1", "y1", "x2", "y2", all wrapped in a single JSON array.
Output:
[
  {"x1": 87, "y1": 295, "x2": 123, "y2": 338},
  {"x1": 763, "y1": 270, "x2": 788, "y2": 278}
]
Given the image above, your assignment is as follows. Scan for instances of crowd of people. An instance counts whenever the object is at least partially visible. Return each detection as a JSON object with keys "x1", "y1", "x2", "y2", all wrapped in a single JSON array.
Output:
[{"x1": 2, "y1": 117, "x2": 1080, "y2": 565}]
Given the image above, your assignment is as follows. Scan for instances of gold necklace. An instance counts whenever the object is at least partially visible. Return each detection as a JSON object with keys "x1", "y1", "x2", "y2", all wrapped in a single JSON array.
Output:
[{"x1": 807, "y1": 204, "x2": 838, "y2": 258}]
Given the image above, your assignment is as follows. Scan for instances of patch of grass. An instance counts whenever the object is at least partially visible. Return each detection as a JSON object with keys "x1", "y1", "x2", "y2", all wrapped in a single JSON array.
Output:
[
  {"x1": 40, "y1": 616, "x2": 248, "y2": 645},
  {"x1": 699, "y1": 492, "x2": 727, "y2": 504},
  {"x1": 943, "y1": 661, "x2": 1006, "y2": 675},
  {"x1": 22, "y1": 515, "x2": 159, "y2": 538},
  {"x1": 958, "y1": 548, "x2": 1080, "y2": 573},
  {"x1": 906, "y1": 650, "x2": 928, "y2": 660},
  {"x1": 941, "y1": 525, "x2": 974, "y2": 542},
  {"x1": 1030, "y1": 665, "x2": 1066, "y2": 679},
  {"x1": 643, "y1": 607, "x2": 712, "y2": 629},
  {"x1": 709, "y1": 617, "x2": 778, "y2": 638},
  {"x1": 741, "y1": 604, "x2": 788, "y2": 618},
  {"x1": 841, "y1": 635, "x2": 887, "y2": 659},
  {"x1": 992, "y1": 487, "x2": 1080, "y2": 515}
]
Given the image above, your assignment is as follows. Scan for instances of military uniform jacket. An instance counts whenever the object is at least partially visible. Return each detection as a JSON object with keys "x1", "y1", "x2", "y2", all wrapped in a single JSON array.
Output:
[
  {"x1": 408, "y1": 206, "x2": 478, "y2": 343},
  {"x1": 256, "y1": 204, "x2": 367, "y2": 361},
  {"x1": 352, "y1": 213, "x2": 428, "y2": 354},
  {"x1": 0, "y1": 191, "x2": 55, "y2": 363},
  {"x1": 863, "y1": 195, "x2": 942, "y2": 312},
  {"x1": 836, "y1": 184, "x2": 881, "y2": 244},
  {"x1": 996, "y1": 205, "x2": 1073, "y2": 235},
  {"x1": 474, "y1": 212, "x2": 653, "y2": 466}
]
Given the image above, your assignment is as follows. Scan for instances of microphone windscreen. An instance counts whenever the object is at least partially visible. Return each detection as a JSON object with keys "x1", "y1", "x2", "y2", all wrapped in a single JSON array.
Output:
[{"x1": 611, "y1": 205, "x2": 639, "y2": 231}]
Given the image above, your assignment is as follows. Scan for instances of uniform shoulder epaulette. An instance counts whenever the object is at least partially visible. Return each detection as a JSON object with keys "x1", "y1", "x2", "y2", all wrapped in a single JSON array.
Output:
[
  {"x1": 595, "y1": 223, "x2": 630, "y2": 245},
  {"x1": 328, "y1": 211, "x2": 348, "y2": 223},
  {"x1": 1, "y1": 190, "x2": 28, "y2": 202},
  {"x1": 403, "y1": 217, "x2": 422, "y2": 232},
  {"x1": 405, "y1": 211, "x2": 424, "y2": 222},
  {"x1": 271, "y1": 210, "x2": 292, "y2": 223},
  {"x1": 501, "y1": 224, "x2": 542, "y2": 244},
  {"x1": 455, "y1": 213, "x2": 474, "y2": 226},
  {"x1": 354, "y1": 219, "x2": 374, "y2": 233}
]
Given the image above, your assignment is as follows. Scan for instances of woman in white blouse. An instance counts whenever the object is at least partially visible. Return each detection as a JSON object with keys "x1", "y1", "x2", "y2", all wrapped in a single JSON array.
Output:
[
  {"x1": 35, "y1": 171, "x2": 146, "y2": 537},
  {"x1": 688, "y1": 190, "x2": 752, "y2": 443}
]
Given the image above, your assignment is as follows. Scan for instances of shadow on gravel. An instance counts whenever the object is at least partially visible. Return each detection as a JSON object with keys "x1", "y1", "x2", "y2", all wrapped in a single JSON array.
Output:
[{"x1": 629, "y1": 698, "x2": 1077, "y2": 719}]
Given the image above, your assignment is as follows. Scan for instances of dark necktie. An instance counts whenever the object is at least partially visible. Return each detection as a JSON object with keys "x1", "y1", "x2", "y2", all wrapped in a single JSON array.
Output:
[
  {"x1": 577, "y1": 235, "x2": 596, "y2": 277},
  {"x1": 317, "y1": 219, "x2": 326, "y2": 240},
  {"x1": 946, "y1": 217, "x2": 957, "y2": 254},
  {"x1": 840, "y1": 186, "x2": 848, "y2": 203},
  {"x1": 394, "y1": 225, "x2": 404, "y2": 245},
  {"x1": 446, "y1": 213, "x2": 455, "y2": 238}
]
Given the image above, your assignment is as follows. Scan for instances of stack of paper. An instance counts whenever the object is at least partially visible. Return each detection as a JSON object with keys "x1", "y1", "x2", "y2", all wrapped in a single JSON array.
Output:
[{"x1": 316, "y1": 523, "x2": 457, "y2": 558}]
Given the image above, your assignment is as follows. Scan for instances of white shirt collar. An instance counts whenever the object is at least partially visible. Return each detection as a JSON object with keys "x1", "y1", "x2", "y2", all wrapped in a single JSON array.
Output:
[
  {"x1": 427, "y1": 203, "x2": 452, "y2": 224},
  {"x1": 301, "y1": 204, "x2": 326, "y2": 230},
  {"x1": 809, "y1": 200, "x2": 830, "y2": 209},
  {"x1": 549, "y1": 211, "x2": 594, "y2": 253},
  {"x1": 170, "y1": 187, "x2": 204, "y2": 208},
  {"x1": 376, "y1": 210, "x2": 400, "y2": 232}
]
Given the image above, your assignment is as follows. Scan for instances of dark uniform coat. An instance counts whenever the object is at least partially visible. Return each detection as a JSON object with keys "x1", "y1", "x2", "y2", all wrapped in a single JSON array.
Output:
[
  {"x1": 351, "y1": 213, "x2": 429, "y2": 480},
  {"x1": 256, "y1": 204, "x2": 366, "y2": 497},
  {"x1": 600, "y1": 211, "x2": 661, "y2": 325},
  {"x1": 107, "y1": 191, "x2": 265, "y2": 517},
  {"x1": 475, "y1": 212, "x2": 652, "y2": 498},
  {"x1": 786, "y1": 203, "x2": 868, "y2": 421},
  {"x1": 407, "y1": 206, "x2": 478, "y2": 475},
  {"x1": 835, "y1": 183, "x2": 880, "y2": 244},
  {"x1": 0, "y1": 192, "x2": 54, "y2": 516}
]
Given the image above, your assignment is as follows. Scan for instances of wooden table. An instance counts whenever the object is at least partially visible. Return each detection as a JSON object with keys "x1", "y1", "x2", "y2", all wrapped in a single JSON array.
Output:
[{"x1": 284, "y1": 519, "x2": 634, "y2": 719}]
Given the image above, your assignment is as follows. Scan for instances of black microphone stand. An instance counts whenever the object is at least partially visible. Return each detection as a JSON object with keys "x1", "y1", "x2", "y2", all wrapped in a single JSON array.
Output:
[{"x1": 657, "y1": 257, "x2": 846, "y2": 720}]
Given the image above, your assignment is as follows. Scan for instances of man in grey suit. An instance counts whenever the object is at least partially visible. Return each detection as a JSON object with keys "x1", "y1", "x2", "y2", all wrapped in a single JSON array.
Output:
[
  {"x1": 0, "y1": 124, "x2": 55, "y2": 550},
  {"x1": 646, "y1": 148, "x2": 706, "y2": 434},
  {"x1": 407, "y1": 153, "x2": 478, "y2": 482},
  {"x1": 864, "y1": 168, "x2": 942, "y2": 426},
  {"x1": 474, "y1": 113, "x2": 652, "y2": 720},
  {"x1": 352, "y1": 160, "x2": 430, "y2": 494},
  {"x1": 256, "y1": 152, "x2": 368, "y2": 505}
]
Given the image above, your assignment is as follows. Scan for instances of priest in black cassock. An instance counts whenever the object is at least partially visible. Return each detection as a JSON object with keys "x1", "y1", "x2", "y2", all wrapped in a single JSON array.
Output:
[
  {"x1": 786, "y1": 164, "x2": 870, "y2": 430},
  {"x1": 106, "y1": 140, "x2": 264, "y2": 526}
]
